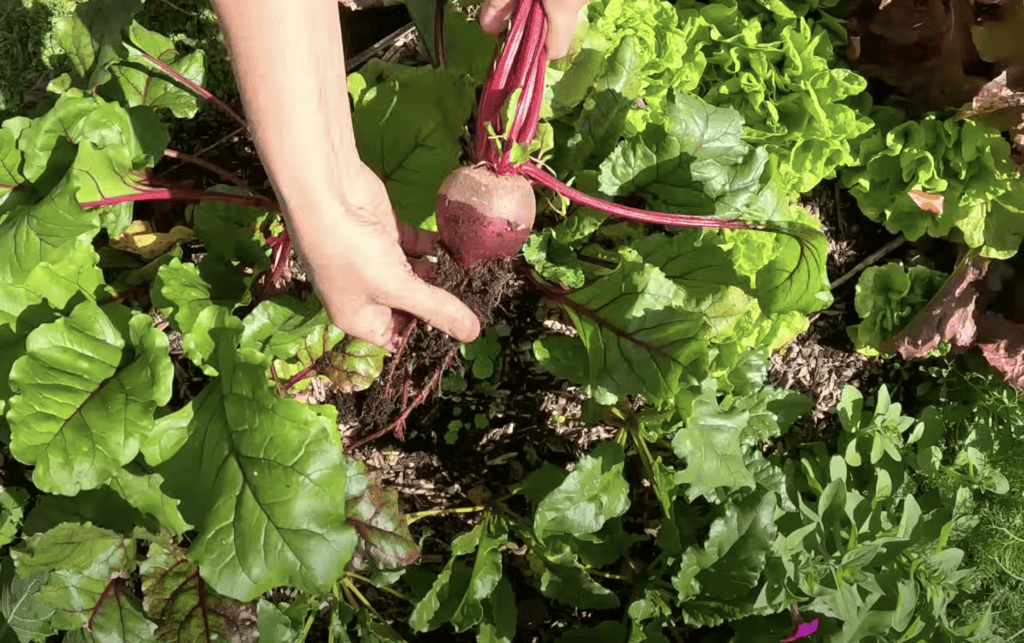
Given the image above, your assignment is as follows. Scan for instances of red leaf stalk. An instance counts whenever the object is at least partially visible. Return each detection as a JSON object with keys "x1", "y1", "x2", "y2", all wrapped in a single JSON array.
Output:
[
  {"x1": 139, "y1": 52, "x2": 249, "y2": 131},
  {"x1": 519, "y1": 163, "x2": 759, "y2": 231},
  {"x1": 81, "y1": 186, "x2": 280, "y2": 213}
]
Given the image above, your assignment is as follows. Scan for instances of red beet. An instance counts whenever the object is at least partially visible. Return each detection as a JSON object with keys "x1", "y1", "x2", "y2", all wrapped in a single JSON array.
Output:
[{"x1": 435, "y1": 165, "x2": 536, "y2": 271}]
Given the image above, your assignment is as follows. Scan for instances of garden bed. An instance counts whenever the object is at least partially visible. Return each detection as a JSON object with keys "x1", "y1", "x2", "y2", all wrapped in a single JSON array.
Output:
[{"x1": 1, "y1": 0, "x2": 1022, "y2": 641}]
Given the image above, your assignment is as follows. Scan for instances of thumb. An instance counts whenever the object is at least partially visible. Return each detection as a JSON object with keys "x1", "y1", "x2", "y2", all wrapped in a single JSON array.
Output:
[
  {"x1": 387, "y1": 273, "x2": 482, "y2": 345},
  {"x1": 544, "y1": 1, "x2": 585, "y2": 59},
  {"x1": 480, "y1": 0, "x2": 518, "y2": 35}
]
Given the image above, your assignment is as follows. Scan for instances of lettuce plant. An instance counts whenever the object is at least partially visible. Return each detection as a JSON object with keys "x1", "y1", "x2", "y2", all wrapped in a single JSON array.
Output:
[
  {"x1": 842, "y1": 106, "x2": 1024, "y2": 259},
  {"x1": 849, "y1": 262, "x2": 949, "y2": 356}
]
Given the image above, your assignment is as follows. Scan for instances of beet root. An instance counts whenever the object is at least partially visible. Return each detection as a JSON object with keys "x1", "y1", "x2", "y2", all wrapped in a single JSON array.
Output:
[{"x1": 435, "y1": 166, "x2": 536, "y2": 271}]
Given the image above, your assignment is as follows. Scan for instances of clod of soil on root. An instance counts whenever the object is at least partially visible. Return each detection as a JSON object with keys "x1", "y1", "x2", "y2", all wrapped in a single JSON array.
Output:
[{"x1": 345, "y1": 248, "x2": 520, "y2": 449}]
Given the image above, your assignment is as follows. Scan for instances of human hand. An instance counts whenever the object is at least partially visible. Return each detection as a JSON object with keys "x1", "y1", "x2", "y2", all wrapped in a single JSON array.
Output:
[
  {"x1": 479, "y1": 0, "x2": 590, "y2": 59},
  {"x1": 284, "y1": 163, "x2": 481, "y2": 351}
]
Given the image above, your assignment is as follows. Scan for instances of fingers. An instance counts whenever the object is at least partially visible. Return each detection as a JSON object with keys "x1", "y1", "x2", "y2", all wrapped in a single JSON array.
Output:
[
  {"x1": 480, "y1": 0, "x2": 588, "y2": 59},
  {"x1": 409, "y1": 257, "x2": 438, "y2": 282},
  {"x1": 333, "y1": 300, "x2": 397, "y2": 350},
  {"x1": 321, "y1": 268, "x2": 479, "y2": 350},
  {"x1": 544, "y1": 0, "x2": 587, "y2": 59},
  {"x1": 388, "y1": 274, "x2": 482, "y2": 345},
  {"x1": 480, "y1": 0, "x2": 517, "y2": 35},
  {"x1": 397, "y1": 220, "x2": 439, "y2": 257}
]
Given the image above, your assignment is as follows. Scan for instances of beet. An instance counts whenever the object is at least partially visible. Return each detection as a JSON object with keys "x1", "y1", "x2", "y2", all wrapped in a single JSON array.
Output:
[{"x1": 435, "y1": 166, "x2": 536, "y2": 271}]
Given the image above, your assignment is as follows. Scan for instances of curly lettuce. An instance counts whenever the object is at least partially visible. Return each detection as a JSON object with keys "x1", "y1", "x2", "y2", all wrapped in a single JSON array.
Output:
[
  {"x1": 842, "y1": 106, "x2": 1024, "y2": 259},
  {"x1": 567, "y1": 0, "x2": 872, "y2": 197},
  {"x1": 848, "y1": 262, "x2": 949, "y2": 356},
  {"x1": 679, "y1": 0, "x2": 873, "y2": 195}
]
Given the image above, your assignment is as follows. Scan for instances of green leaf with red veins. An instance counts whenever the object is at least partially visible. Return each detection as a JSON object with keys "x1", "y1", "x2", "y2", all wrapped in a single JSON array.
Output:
[
  {"x1": 153, "y1": 328, "x2": 357, "y2": 602},
  {"x1": 7, "y1": 302, "x2": 172, "y2": 496},
  {"x1": 110, "y1": 21, "x2": 206, "y2": 118},
  {"x1": 557, "y1": 259, "x2": 708, "y2": 406},
  {"x1": 750, "y1": 217, "x2": 831, "y2": 315},
  {"x1": 349, "y1": 61, "x2": 475, "y2": 229},
  {"x1": 16, "y1": 94, "x2": 102, "y2": 183},
  {"x1": 50, "y1": 0, "x2": 144, "y2": 89},
  {"x1": 268, "y1": 323, "x2": 343, "y2": 392},
  {"x1": 633, "y1": 231, "x2": 761, "y2": 346},
  {"x1": 598, "y1": 122, "x2": 715, "y2": 216},
  {"x1": 240, "y1": 296, "x2": 384, "y2": 393},
  {"x1": 141, "y1": 533, "x2": 258, "y2": 643},
  {"x1": 323, "y1": 337, "x2": 386, "y2": 394},
  {"x1": 11, "y1": 522, "x2": 154, "y2": 638},
  {"x1": 345, "y1": 461, "x2": 420, "y2": 572}
]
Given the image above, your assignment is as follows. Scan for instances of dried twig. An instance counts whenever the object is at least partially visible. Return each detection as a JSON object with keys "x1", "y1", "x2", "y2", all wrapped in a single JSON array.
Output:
[
  {"x1": 830, "y1": 236, "x2": 907, "y2": 290},
  {"x1": 345, "y1": 24, "x2": 418, "y2": 72},
  {"x1": 163, "y1": 148, "x2": 253, "y2": 191}
]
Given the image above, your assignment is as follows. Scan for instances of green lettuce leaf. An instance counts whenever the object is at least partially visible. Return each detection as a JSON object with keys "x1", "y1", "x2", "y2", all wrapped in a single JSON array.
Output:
[
  {"x1": 842, "y1": 108, "x2": 1021, "y2": 258},
  {"x1": 848, "y1": 263, "x2": 949, "y2": 356}
]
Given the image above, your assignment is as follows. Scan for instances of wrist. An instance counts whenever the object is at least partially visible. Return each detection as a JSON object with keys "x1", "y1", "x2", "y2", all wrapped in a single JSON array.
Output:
[{"x1": 275, "y1": 162, "x2": 382, "y2": 232}]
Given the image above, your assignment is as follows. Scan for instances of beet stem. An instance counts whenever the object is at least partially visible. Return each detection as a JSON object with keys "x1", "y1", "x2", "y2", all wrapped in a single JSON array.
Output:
[
  {"x1": 519, "y1": 37, "x2": 547, "y2": 145},
  {"x1": 139, "y1": 52, "x2": 249, "y2": 132},
  {"x1": 518, "y1": 163, "x2": 758, "y2": 230},
  {"x1": 501, "y1": 51, "x2": 544, "y2": 168},
  {"x1": 492, "y1": 0, "x2": 534, "y2": 93},
  {"x1": 81, "y1": 187, "x2": 281, "y2": 213}
]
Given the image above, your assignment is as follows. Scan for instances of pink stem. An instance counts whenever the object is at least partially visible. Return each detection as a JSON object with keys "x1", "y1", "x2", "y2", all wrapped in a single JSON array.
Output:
[
  {"x1": 519, "y1": 42, "x2": 547, "y2": 145},
  {"x1": 475, "y1": 0, "x2": 533, "y2": 163},
  {"x1": 162, "y1": 148, "x2": 252, "y2": 190},
  {"x1": 500, "y1": 51, "x2": 543, "y2": 170},
  {"x1": 81, "y1": 187, "x2": 280, "y2": 213},
  {"x1": 139, "y1": 52, "x2": 249, "y2": 132},
  {"x1": 518, "y1": 163, "x2": 758, "y2": 230},
  {"x1": 509, "y1": 2, "x2": 545, "y2": 96},
  {"x1": 492, "y1": 0, "x2": 534, "y2": 94}
]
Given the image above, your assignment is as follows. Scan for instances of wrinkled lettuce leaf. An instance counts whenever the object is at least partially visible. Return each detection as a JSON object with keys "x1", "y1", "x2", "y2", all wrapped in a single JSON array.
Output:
[
  {"x1": 842, "y1": 106, "x2": 1023, "y2": 259},
  {"x1": 848, "y1": 262, "x2": 949, "y2": 356}
]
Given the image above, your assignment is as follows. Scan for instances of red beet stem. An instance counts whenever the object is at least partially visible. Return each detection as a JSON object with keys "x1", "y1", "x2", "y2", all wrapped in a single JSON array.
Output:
[
  {"x1": 518, "y1": 163, "x2": 759, "y2": 230},
  {"x1": 501, "y1": 54, "x2": 544, "y2": 168},
  {"x1": 518, "y1": 40, "x2": 547, "y2": 144},
  {"x1": 475, "y1": 0, "x2": 548, "y2": 165},
  {"x1": 139, "y1": 52, "x2": 248, "y2": 132},
  {"x1": 492, "y1": 0, "x2": 534, "y2": 94},
  {"x1": 81, "y1": 187, "x2": 281, "y2": 213}
]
